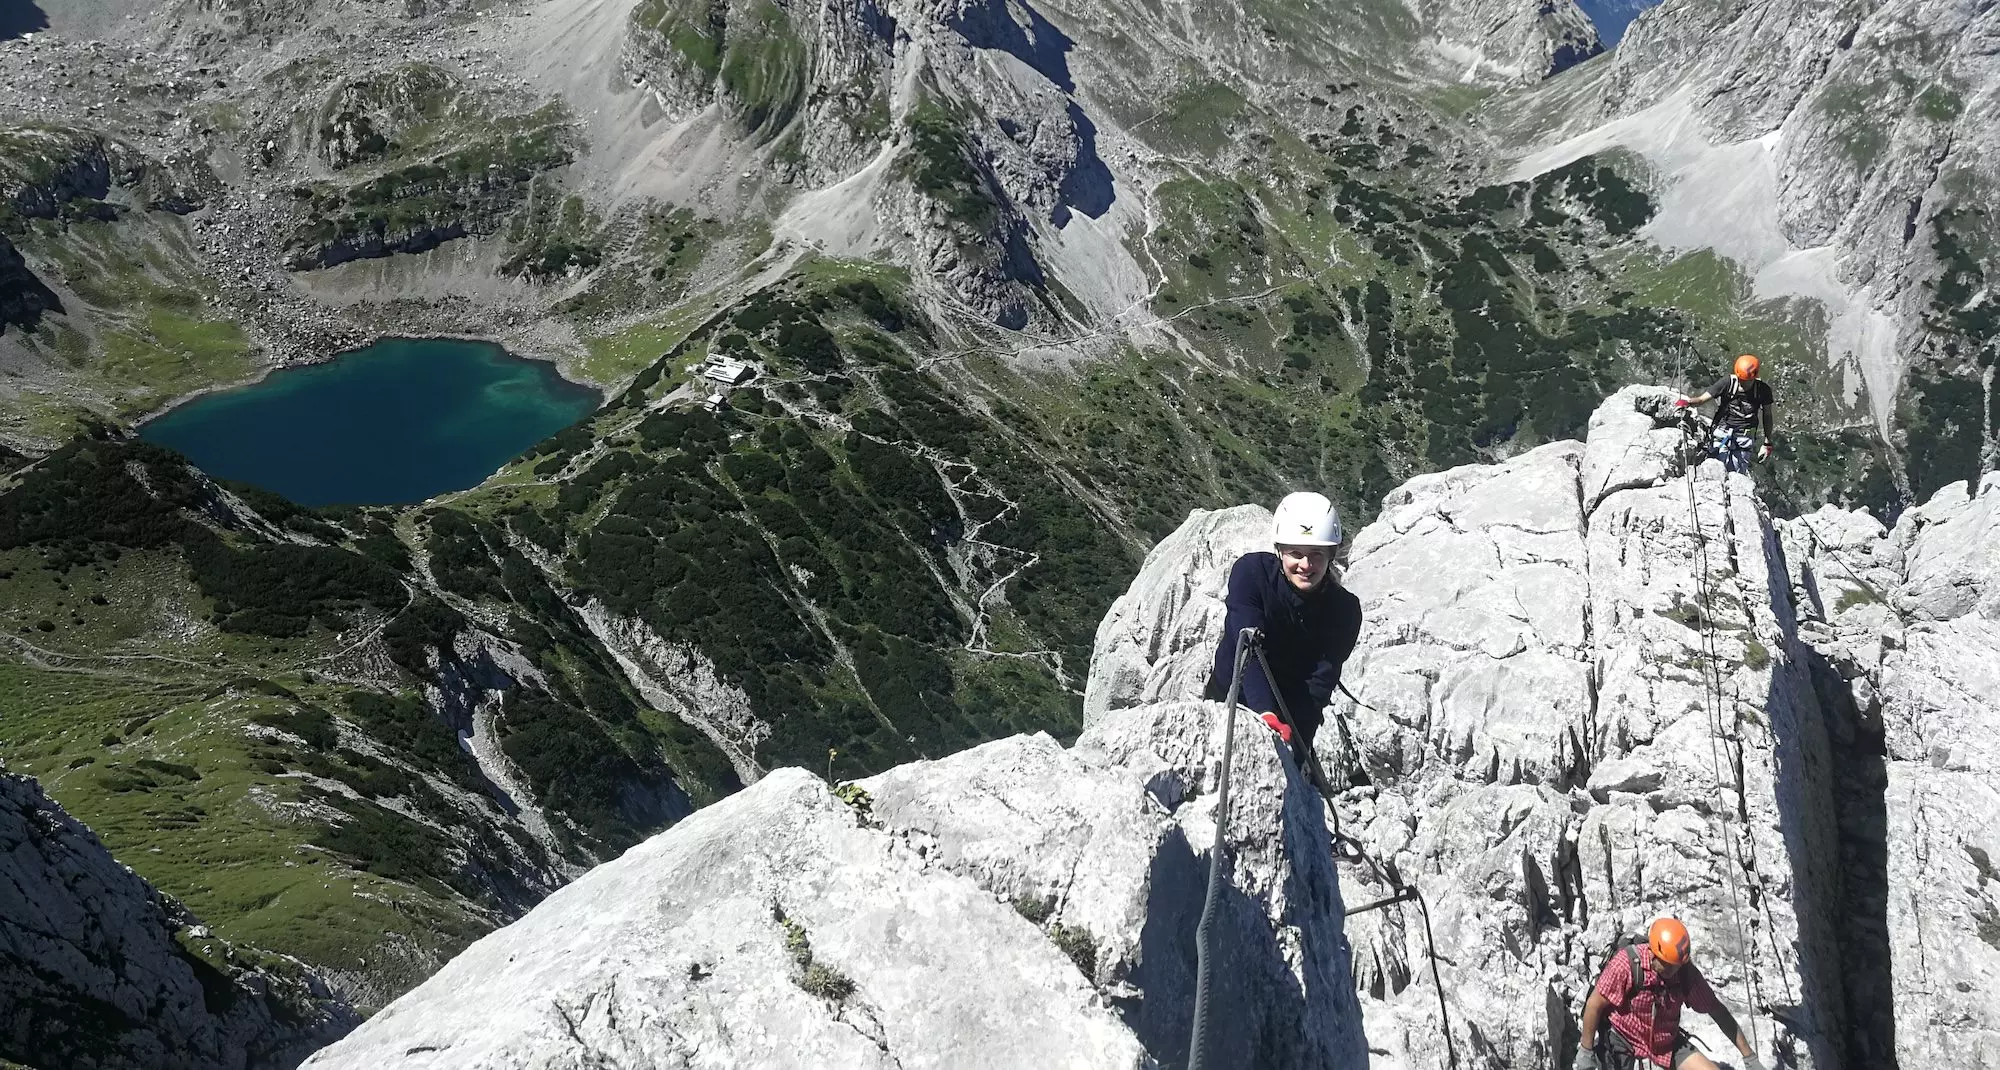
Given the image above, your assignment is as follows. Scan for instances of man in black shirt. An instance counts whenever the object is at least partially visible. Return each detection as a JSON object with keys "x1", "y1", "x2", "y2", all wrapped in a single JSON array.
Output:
[
  {"x1": 1675, "y1": 353, "x2": 1775, "y2": 474},
  {"x1": 1203, "y1": 492, "x2": 1363, "y2": 757}
]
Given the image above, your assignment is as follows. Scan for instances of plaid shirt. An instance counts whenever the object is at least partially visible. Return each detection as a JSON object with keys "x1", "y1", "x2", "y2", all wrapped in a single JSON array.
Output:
[{"x1": 1596, "y1": 946, "x2": 1721, "y2": 1067}]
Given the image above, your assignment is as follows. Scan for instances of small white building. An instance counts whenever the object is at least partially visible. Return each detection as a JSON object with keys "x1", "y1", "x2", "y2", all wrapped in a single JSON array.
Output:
[
  {"x1": 703, "y1": 357, "x2": 754, "y2": 386},
  {"x1": 701, "y1": 393, "x2": 730, "y2": 413}
]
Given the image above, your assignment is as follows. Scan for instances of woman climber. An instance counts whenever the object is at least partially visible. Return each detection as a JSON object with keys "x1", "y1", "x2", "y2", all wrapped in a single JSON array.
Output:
[{"x1": 1202, "y1": 491, "x2": 1362, "y2": 758}]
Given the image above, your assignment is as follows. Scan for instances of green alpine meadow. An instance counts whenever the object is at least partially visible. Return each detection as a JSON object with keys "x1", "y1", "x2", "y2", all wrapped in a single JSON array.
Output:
[{"x1": 0, "y1": 0, "x2": 1994, "y2": 1061}]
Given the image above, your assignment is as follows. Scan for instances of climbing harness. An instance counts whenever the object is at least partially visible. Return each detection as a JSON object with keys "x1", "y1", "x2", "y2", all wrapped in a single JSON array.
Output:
[{"x1": 1189, "y1": 628, "x2": 1459, "y2": 1070}]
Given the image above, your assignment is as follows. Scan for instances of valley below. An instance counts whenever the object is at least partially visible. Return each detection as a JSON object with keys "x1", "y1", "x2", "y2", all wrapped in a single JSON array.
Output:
[{"x1": 1, "y1": 0, "x2": 1996, "y2": 1064}]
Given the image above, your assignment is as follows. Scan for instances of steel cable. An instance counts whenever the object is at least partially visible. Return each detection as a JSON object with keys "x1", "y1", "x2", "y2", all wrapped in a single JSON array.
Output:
[
  {"x1": 1678, "y1": 428, "x2": 1767, "y2": 1050},
  {"x1": 1190, "y1": 628, "x2": 1458, "y2": 1070},
  {"x1": 1188, "y1": 626, "x2": 1256, "y2": 1070}
]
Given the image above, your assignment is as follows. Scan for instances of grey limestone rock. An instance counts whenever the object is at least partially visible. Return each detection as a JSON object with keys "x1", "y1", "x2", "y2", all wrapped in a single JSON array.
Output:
[
  {"x1": 1342, "y1": 390, "x2": 1845, "y2": 1070},
  {"x1": 1083, "y1": 503, "x2": 1268, "y2": 726},
  {"x1": 1779, "y1": 473, "x2": 2000, "y2": 1069},
  {"x1": 301, "y1": 706, "x2": 1370, "y2": 1069},
  {"x1": 1090, "y1": 387, "x2": 1847, "y2": 1070}
]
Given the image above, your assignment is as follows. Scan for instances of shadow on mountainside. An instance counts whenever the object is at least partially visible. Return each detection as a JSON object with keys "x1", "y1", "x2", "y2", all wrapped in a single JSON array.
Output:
[
  {"x1": 1, "y1": 236, "x2": 65, "y2": 334},
  {"x1": 1124, "y1": 733, "x2": 1361, "y2": 1069},
  {"x1": 1780, "y1": 547, "x2": 1900, "y2": 1068},
  {"x1": 1761, "y1": 514, "x2": 1896, "y2": 1069},
  {"x1": 945, "y1": 0, "x2": 1076, "y2": 93},
  {"x1": 945, "y1": 0, "x2": 1116, "y2": 224},
  {"x1": 0, "y1": 0, "x2": 48, "y2": 40},
  {"x1": 1054, "y1": 102, "x2": 1114, "y2": 224}
]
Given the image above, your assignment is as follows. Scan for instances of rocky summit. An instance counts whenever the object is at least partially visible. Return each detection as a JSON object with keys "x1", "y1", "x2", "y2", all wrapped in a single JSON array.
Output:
[{"x1": 296, "y1": 390, "x2": 2000, "y2": 1068}]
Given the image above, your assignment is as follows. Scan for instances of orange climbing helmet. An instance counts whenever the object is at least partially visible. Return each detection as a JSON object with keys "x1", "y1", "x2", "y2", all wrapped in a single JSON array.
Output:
[
  {"x1": 1733, "y1": 353, "x2": 1761, "y2": 380},
  {"x1": 1649, "y1": 917, "x2": 1692, "y2": 966}
]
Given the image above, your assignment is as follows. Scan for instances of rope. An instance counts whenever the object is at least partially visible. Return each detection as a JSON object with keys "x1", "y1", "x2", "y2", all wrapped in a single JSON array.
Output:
[
  {"x1": 1254, "y1": 646, "x2": 1458, "y2": 1070},
  {"x1": 1188, "y1": 626, "x2": 1255, "y2": 1070},
  {"x1": 1765, "y1": 479, "x2": 1897, "y2": 614},
  {"x1": 1677, "y1": 424, "x2": 1767, "y2": 1049},
  {"x1": 1254, "y1": 643, "x2": 1348, "y2": 816}
]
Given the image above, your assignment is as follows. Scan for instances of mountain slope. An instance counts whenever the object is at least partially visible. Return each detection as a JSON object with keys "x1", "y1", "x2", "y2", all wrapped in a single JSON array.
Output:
[
  {"x1": 1493, "y1": 0, "x2": 2000, "y2": 495},
  {"x1": 2, "y1": 0, "x2": 1998, "y2": 1027},
  {"x1": 0, "y1": 439, "x2": 724, "y2": 1006},
  {"x1": 2, "y1": 768, "x2": 356, "y2": 1068}
]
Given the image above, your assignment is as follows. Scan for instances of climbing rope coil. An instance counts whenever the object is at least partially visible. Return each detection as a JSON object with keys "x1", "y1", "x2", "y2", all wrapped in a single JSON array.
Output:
[{"x1": 1188, "y1": 627, "x2": 1458, "y2": 1070}]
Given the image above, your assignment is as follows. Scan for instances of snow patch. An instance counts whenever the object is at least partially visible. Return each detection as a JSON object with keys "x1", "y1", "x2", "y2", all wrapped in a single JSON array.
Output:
[{"x1": 1434, "y1": 39, "x2": 1526, "y2": 83}]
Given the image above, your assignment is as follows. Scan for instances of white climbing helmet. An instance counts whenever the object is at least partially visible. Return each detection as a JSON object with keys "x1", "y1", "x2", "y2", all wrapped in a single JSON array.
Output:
[{"x1": 1271, "y1": 491, "x2": 1342, "y2": 548}]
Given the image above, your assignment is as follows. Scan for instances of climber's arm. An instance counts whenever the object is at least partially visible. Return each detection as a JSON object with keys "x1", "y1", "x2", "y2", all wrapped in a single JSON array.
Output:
[
  {"x1": 1708, "y1": 1005, "x2": 1755, "y2": 1061},
  {"x1": 1578, "y1": 989, "x2": 1610, "y2": 1050},
  {"x1": 1210, "y1": 556, "x2": 1277, "y2": 713},
  {"x1": 1686, "y1": 967, "x2": 1757, "y2": 1063}
]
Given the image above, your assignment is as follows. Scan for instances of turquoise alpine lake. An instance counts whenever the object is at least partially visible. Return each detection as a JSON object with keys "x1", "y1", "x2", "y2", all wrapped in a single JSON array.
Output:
[{"x1": 139, "y1": 337, "x2": 601, "y2": 507}]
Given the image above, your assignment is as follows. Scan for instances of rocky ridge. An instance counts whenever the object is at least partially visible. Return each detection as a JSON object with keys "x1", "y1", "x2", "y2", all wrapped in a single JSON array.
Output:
[
  {"x1": 293, "y1": 387, "x2": 1999, "y2": 1067},
  {"x1": 1778, "y1": 471, "x2": 2000, "y2": 1069},
  {"x1": 1094, "y1": 386, "x2": 1850, "y2": 1069},
  {"x1": 1, "y1": 768, "x2": 357, "y2": 1069},
  {"x1": 1333, "y1": 387, "x2": 1846, "y2": 1070},
  {"x1": 616, "y1": 0, "x2": 1115, "y2": 328},
  {"x1": 3, "y1": 0, "x2": 1997, "y2": 1049}
]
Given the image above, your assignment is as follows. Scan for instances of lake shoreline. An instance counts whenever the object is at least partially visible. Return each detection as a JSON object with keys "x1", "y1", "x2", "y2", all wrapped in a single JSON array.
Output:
[
  {"x1": 131, "y1": 332, "x2": 604, "y2": 433},
  {"x1": 135, "y1": 337, "x2": 604, "y2": 508}
]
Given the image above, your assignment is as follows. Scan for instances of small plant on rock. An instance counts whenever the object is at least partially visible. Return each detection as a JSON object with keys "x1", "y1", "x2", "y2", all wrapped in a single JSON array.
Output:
[
  {"x1": 1743, "y1": 638, "x2": 1771, "y2": 671},
  {"x1": 1833, "y1": 586, "x2": 1883, "y2": 613},
  {"x1": 1011, "y1": 894, "x2": 1053, "y2": 925},
  {"x1": 832, "y1": 782, "x2": 873, "y2": 820},
  {"x1": 774, "y1": 903, "x2": 857, "y2": 1003},
  {"x1": 1049, "y1": 922, "x2": 1097, "y2": 979},
  {"x1": 801, "y1": 961, "x2": 856, "y2": 1000}
]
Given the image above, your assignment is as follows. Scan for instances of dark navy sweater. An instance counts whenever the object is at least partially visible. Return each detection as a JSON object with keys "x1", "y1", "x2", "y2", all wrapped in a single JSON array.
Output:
[{"x1": 1204, "y1": 552, "x2": 1363, "y2": 731}]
